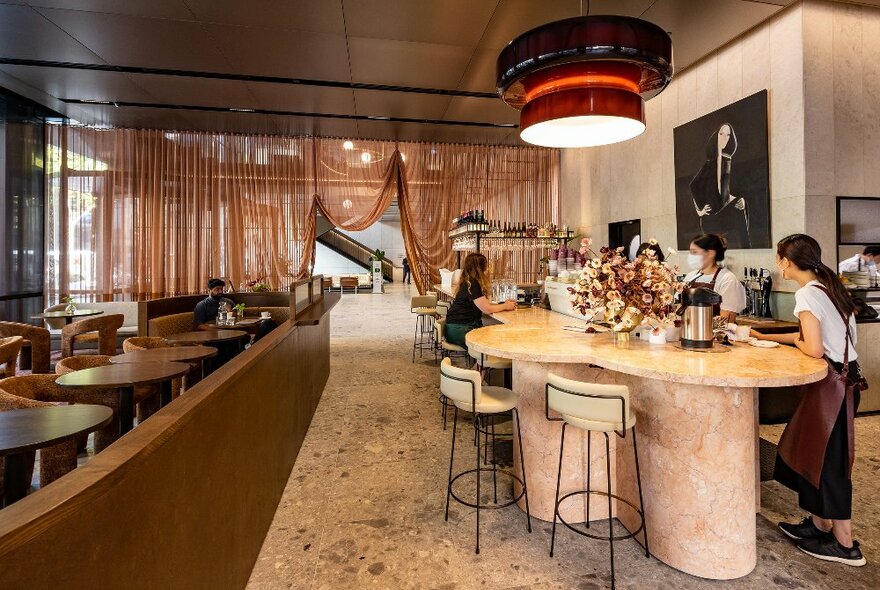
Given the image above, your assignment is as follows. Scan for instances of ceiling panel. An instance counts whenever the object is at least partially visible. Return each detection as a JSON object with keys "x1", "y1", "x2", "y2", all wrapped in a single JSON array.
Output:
[
  {"x1": 35, "y1": 7, "x2": 229, "y2": 71},
  {"x1": 176, "y1": 110, "x2": 288, "y2": 136},
  {"x1": 183, "y1": 0, "x2": 344, "y2": 34},
  {"x1": 343, "y1": 0, "x2": 497, "y2": 46},
  {"x1": 353, "y1": 90, "x2": 452, "y2": 120},
  {"x1": 442, "y1": 96, "x2": 518, "y2": 126},
  {"x1": 202, "y1": 23, "x2": 350, "y2": 80},
  {"x1": 133, "y1": 75, "x2": 257, "y2": 108},
  {"x1": 348, "y1": 37, "x2": 473, "y2": 88},
  {"x1": 0, "y1": 4, "x2": 104, "y2": 62},
  {"x1": 67, "y1": 104, "x2": 193, "y2": 130},
  {"x1": 455, "y1": 48, "x2": 502, "y2": 93},
  {"x1": 0, "y1": 64, "x2": 151, "y2": 102},
  {"x1": 248, "y1": 84, "x2": 356, "y2": 116},
  {"x1": 477, "y1": 0, "x2": 581, "y2": 51},
  {"x1": 25, "y1": 0, "x2": 195, "y2": 20}
]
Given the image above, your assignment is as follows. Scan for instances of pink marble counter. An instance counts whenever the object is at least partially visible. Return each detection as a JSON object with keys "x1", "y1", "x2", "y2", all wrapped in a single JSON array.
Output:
[{"x1": 462, "y1": 302, "x2": 826, "y2": 581}]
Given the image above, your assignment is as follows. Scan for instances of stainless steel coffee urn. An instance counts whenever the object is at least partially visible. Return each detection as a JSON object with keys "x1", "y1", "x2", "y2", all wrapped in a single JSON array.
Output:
[{"x1": 680, "y1": 287, "x2": 721, "y2": 349}]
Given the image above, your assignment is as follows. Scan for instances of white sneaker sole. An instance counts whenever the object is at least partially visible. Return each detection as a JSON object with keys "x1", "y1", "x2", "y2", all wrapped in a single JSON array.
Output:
[{"x1": 797, "y1": 544, "x2": 867, "y2": 567}]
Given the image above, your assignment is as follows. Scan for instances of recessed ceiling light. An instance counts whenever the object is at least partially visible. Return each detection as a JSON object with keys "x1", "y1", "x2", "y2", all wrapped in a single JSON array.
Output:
[{"x1": 343, "y1": 140, "x2": 354, "y2": 150}]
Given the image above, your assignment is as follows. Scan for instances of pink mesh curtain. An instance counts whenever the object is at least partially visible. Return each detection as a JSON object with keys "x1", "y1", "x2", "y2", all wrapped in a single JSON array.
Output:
[
  {"x1": 46, "y1": 126, "x2": 315, "y2": 301},
  {"x1": 46, "y1": 127, "x2": 558, "y2": 301}
]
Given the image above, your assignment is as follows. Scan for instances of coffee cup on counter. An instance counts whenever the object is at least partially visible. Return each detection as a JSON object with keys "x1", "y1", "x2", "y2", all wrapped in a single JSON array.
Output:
[
  {"x1": 734, "y1": 324, "x2": 751, "y2": 341},
  {"x1": 260, "y1": 311, "x2": 271, "y2": 319}
]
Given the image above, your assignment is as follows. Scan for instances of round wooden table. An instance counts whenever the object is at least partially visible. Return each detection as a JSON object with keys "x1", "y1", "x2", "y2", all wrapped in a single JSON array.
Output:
[
  {"x1": 0, "y1": 405, "x2": 114, "y2": 507},
  {"x1": 165, "y1": 330, "x2": 248, "y2": 371},
  {"x1": 164, "y1": 329, "x2": 248, "y2": 345},
  {"x1": 55, "y1": 362, "x2": 190, "y2": 436},
  {"x1": 30, "y1": 309, "x2": 103, "y2": 325},
  {"x1": 111, "y1": 346, "x2": 218, "y2": 393}
]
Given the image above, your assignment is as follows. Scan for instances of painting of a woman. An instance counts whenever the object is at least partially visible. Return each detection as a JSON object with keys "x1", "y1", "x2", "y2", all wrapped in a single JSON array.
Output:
[
  {"x1": 689, "y1": 123, "x2": 751, "y2": 248},
  {"x1": 673, "y1": 90, "x2": 770, "y2": 250}
]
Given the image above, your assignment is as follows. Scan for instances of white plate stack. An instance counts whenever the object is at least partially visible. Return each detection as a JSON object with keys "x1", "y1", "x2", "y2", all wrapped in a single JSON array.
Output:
[{"x1": 843, "y1": 271, "x2": 870, "y2": 288}]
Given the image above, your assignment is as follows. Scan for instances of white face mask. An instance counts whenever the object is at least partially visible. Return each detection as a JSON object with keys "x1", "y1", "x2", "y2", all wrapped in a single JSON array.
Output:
[{"x1": 687, "y1": 253, "x2": 705, "y2": 271}]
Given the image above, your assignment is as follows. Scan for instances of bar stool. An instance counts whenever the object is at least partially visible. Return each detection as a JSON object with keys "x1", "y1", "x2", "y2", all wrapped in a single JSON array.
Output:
[
  {"x1": 545, "y1": 372, "x2": 649, "y2": 590},
  {"x1": 411, "y1": 295, "x2": 437, "y2": 362},
  {"x1": 440, "y1": 358, "x2": 531, "y2": 554},
  {"x1": 469, "y1": 347, "x2": 513, "y2": 389},
  {"x1": 435, "y1": 319, "x2": 468, "y2": 429}
]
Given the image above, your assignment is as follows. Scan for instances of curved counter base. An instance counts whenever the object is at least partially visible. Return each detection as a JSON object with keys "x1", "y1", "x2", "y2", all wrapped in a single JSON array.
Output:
[{"x1": 512, "y1": 360, "x2": 757, "y2": 580}]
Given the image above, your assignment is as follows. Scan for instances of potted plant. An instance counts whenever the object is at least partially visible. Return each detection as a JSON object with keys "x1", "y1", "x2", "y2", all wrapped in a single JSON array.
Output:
[
  {"x1": 232, "y1": 303, "x2": 246, "y2": 321},
  {"x1": 61, "y1": 296, "x2": 77, "y2": 314},
  {"x1": 370, "y1": 249, "x2": 385, "y2": 262},
  {"x1": 252, "y1": 282, "x2": 271, "y2": 292}
]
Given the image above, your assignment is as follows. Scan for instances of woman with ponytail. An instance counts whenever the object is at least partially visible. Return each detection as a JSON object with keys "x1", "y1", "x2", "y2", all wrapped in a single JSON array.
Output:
[{"x1": 752, "y1": 234, "x2": 867, "y2": 566}]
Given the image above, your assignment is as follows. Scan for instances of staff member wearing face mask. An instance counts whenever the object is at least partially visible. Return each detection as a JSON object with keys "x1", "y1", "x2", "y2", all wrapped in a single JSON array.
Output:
[
  {"x1": 684, "y1": 233, "x2": 746, "y2": 323},
  {"x1": 194, "y1": 278, "x2": 235, "y2": 329}
]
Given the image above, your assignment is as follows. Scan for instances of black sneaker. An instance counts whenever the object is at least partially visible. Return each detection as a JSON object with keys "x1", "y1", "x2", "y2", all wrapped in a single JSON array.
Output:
[
  {"x1": 796, "y1": 536, "x2": 867, "y2": 566},
  {"x1": 778, "y1": 517, "x2": 829, "y2": 541}
]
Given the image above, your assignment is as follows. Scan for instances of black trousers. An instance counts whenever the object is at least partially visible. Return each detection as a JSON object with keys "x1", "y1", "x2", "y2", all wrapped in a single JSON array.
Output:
[{"x1": 774, "y1": 361, "x2": 861, "y2": 520}]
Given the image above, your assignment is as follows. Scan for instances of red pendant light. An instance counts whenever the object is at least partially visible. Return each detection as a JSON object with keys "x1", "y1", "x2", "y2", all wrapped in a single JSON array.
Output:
[{"x1": 497, "y1": 16, "x2": 673, "y2": 148}]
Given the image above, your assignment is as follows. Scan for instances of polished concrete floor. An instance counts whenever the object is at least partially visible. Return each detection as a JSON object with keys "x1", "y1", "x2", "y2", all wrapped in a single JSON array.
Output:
[{"x1": 247, "y1": 283, "x2": 880, "y2": 589}]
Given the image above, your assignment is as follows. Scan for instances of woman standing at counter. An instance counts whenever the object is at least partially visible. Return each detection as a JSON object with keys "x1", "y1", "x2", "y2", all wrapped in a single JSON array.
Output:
[
  {"x1": 684, "y1": 233, "x2": 746, "y2": 322},
  {"x1": 753, "y1": 234, "x2": 866, "y2": 566},
  {"x1": 445, "y1": 253, "x2": 515, "y2": 346}
]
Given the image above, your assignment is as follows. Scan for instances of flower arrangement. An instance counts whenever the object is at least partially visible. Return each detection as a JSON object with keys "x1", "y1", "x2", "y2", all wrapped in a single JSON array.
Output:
[
  {"x1": 61, "y1": 296, "x2": 77, "y2": 313},
  {"x1": 568, "y1": 239, "x2": 684, "y2": 333},
  {"x1": 233, "y1": 303, "x2": 246, "y2": 316}
]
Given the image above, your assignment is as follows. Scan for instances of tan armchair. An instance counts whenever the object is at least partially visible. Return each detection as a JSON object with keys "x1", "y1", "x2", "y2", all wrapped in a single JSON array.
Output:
[
  {"x1": 1, "y1": 373, "x2": 121, "y2": 453},
  {"x1": 0, "y1": 321, "x2": 51, "y2": 374},
  {"x1": 122, "y1": 337, "x2": 187, "y2": 397},
  {"x1": 122, "y1": 337, "x2": 169, "y2": 352},
  {"x1": 0, "y1": 336, "x2": 24, "y2": 378},
  {"x1": 61, "y1": 313, "x2": 124, "y2": 358},
  {"x1": 0, "y1": 386, "x2": 77, "y2": 491}
]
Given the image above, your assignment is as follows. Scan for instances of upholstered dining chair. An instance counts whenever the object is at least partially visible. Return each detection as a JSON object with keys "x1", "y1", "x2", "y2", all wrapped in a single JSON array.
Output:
[
  {"x1": 61, "y1": 313, "x2": 124, "y2": 358},
  {"x1": 0, "y1": 373, "x2": 121, "y2": 453},
  {"x1": 122, "y1": 336, "x2": 187, "y2": 398},
  {"x1": 0, "y1": 386, "x2": 78, "y2": 492},
  {"x1": 0, "y1": 321, "x2": 51, "y2": 374},
  {"x1": 0, "y1": 336, "x2": 24, "y2": 378}
]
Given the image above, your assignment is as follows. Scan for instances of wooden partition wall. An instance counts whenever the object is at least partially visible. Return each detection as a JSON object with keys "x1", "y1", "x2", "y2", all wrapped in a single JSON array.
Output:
[{"x1": 0, "y1": 291, "x2": 339, "y2": 588}]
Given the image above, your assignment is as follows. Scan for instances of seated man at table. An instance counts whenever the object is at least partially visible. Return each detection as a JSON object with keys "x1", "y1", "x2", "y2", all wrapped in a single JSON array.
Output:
[{"x1": 193, "y1": 278, "x2": 235, "y2": 330}]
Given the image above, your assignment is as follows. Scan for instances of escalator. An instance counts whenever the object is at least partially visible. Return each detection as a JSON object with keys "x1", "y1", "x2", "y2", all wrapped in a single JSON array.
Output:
[{"x1": 317, "y1": 227, "x2": 394, "y2": 282}]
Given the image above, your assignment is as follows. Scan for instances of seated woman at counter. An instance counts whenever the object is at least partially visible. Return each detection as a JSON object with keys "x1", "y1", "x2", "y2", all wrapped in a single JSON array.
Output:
[
  {"x1": 752, "y1": 234, "x2": 866, "y2": 566},
  {"x1": 445, "y1": 252, "x2": 516, "y2": 346},
  {"x1": 684, "y1": 233, "x2": 746, "y2": 323}
]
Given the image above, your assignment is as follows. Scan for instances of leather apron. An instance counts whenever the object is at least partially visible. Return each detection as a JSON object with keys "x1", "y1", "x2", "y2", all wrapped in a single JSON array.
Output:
[
  {"x1": 776, "y1": 285, "x2": 856, "y2": 489},
  {"x1": 687, "y1": 267, "x2": 723, "y2": 316}
]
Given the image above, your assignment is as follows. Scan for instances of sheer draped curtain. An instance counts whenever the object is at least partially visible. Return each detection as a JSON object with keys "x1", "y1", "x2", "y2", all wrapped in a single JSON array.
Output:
[{"x1": 46, "y1": 126, "x2": 558, "y2": 302}]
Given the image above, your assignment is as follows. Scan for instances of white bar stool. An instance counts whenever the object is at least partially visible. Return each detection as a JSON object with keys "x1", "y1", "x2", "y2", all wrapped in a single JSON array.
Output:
[
  {"x1": 545, "y1": 372, "x2": 649, "y2": 590},
  {"x1": 435, "y1": 319, "x2": 468, "y2": 429},
  {"x1": 440, "y1": 357, "x2": 531, "y2": 554}
]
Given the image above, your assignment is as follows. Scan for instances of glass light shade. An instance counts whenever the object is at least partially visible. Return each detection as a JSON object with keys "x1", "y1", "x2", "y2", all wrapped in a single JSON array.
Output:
[
  {"x1": 360, "y1": 151, "x2": 371, "y2": 163},
  {"x1": 520, "y1": 115, "x2": 645, "y2": 148}
]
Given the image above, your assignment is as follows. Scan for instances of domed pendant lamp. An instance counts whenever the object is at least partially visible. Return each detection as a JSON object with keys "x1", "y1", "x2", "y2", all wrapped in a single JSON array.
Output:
[{"x1": 497, "y1": 15, "x2": 673, "y2": 148}]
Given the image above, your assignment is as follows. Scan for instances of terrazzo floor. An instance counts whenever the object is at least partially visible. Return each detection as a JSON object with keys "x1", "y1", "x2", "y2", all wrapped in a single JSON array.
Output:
[{"x1": 247, "y1": 283, "x2": 880, "y2": 590}]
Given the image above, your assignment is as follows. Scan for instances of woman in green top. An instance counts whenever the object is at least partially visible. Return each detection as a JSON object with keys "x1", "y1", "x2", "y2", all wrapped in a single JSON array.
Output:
[{"x1": 445, "y1": 252, "x2": 516, "y2": 346}]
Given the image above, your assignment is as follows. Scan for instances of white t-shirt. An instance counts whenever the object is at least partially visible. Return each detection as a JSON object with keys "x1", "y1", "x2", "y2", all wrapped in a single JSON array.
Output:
[
  {"x1": 793, "y1": 280, "x2": 858, "y2": 363},
  {"x1": 838, "y1": 253, "x2": 876, "y2": 273},
  {"x1": 684, "y1": 267, "x2": 747, "y2": 313}
]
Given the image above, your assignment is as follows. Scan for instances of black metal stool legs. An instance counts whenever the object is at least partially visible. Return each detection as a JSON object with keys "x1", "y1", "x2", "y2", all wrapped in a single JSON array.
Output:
[
  {"x1": 633, "y1": 429, "x2": 650, "y2": 558},
  {"x1": 475, "y1": 412, "x2": 481, "y2": 554},
  {"x1": 513, "y1": 408, "x2": 532, "y2": 533},
  {"x1": 605, "y1": 432, "x2": 616, "y2": 590},
  {"x1": 550, "y1": 422, "x2": 566, "y2": 558},
  {"x1": 445, "y1": 406, "x2": 459, "y2": 522}
]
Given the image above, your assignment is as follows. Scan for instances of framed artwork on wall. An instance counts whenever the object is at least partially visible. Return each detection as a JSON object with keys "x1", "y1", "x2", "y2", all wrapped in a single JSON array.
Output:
[{"x1": 673, "y1": 90, "x2": 770, "y2": 250}]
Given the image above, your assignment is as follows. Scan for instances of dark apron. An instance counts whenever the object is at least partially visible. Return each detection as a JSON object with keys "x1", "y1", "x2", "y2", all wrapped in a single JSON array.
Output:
[
  {"x1": 687, "y1": 267, "x2": 722, "y2": 316},
  {"x1": 776, "y1": 285, "x2": 858, "y2": 489}
]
